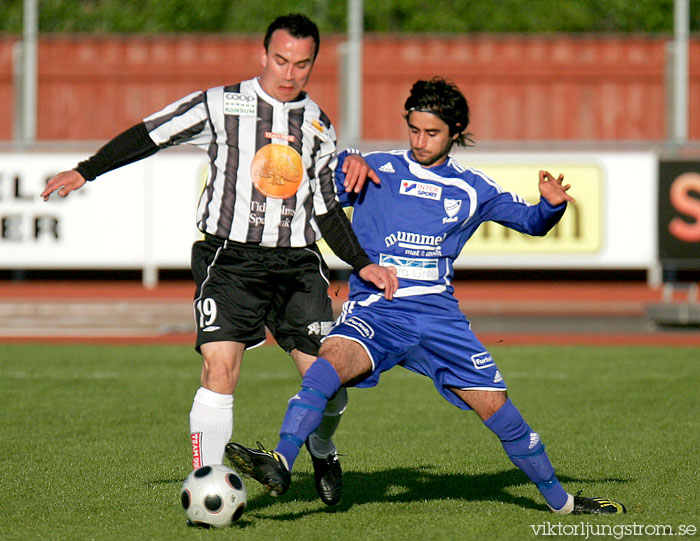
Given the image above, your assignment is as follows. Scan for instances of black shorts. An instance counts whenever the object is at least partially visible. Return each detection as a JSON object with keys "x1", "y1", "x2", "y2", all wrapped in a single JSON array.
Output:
[{"x1": 191, "y1": 236, "x2": 334, "y2": 355}]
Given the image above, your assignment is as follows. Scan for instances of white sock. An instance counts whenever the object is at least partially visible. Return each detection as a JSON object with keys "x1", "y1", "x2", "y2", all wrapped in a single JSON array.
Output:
[
  {"x1": 549, "y1": 493, "x2": 574, "y2": 514},
  {"x1": 189, "y1": 387, "x2": 233, "y2": 468},
  {"x1": 308, "y1": 387, "x2": 347, "y2": 457}
]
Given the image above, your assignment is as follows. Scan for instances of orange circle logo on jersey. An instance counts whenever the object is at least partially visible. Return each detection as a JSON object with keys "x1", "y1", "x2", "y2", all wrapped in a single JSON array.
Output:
[{"x1": 251, "y1": 144, "x2": 304, "y2": 199}]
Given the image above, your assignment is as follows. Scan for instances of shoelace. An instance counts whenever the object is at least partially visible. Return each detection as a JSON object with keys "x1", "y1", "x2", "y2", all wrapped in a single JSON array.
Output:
[{"x1": 255, "y1": 440, "x2": 269, "y2": 453}]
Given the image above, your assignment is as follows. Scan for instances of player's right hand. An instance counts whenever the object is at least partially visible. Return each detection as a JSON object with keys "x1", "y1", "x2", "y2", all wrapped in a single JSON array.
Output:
[
  {"x1": 342, "y1": 154, "x2": 381, "y2": 193},
  {"x1": 41, "y1": 170, "x2": 87, "y2": 201},
  {"x1": 358, "y1": 263, "x2": 398, "y2": 300}
]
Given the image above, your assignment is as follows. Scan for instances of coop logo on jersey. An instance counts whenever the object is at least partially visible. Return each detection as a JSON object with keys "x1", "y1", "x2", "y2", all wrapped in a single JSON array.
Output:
[
  {"x1": 399, "y1": 180, "x2": 442, "y2": 201},
  {"x1": 344, "y1": 317, "x2": 374, "y2": 339},
  {"x1": 442, "y1": 198, "x2": 462, "y2": 223},
  {"x1": 224, "y1": 92, "x2": 257, "y2": 116},
  {"x1": 471, "y1": 351, "x2": 495, "y2": 370}
]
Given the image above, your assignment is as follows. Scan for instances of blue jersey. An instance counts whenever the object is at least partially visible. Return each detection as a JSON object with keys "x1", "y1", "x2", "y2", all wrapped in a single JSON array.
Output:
[
  {"x1": 329, "y1": 149, "x2": 567, "y2": 408},
  {"x1": 336, "y1": 149, "x2": 565, "y2": 308}
]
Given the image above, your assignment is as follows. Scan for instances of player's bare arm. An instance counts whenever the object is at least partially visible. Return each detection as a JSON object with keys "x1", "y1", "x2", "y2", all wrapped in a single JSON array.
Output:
[
  {"x1": 342, "y1": 154, "x2": 381, "y2": 193},
  {"x1": 538, "y1": 170, "x2": 575, "y2": 206},
  {"x1": 41, "y1": 170, "x2": 86, "y2": 201},
  {"x1": 358, "y1": 263, "x2": 398, "y2": 300}
]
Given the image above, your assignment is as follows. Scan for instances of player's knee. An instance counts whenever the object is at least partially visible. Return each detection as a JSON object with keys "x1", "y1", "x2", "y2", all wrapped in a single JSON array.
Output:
[
  {"x1": 318, "y1": 336, "x2": 346, "y2": 358},
  {"x1": 200, "y1": 344, "x2": 242, "y2": 393},
  {"x1": 201, "y1": 367, "x2": 236, "y2": 394},
  {"x1": 318, "y1": 337, "x2": 371, "y2": 383},
  {"x1": 455, "y1": 388, "x2": 507, "y2": 421}
]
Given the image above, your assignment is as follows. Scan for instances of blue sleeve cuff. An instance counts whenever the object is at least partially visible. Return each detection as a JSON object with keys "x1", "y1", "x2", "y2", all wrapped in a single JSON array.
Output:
[{"x1": 539, "y1": 197, "x2": 566, "y2": 211}]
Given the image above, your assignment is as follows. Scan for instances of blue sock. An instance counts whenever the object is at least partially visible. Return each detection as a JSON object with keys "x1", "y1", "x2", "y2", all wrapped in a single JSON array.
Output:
[
  {"x1": 484, "y1": 399, "x2": 568, "y2": 510},
  {"x1": 275, "y1": 357, "x2": 341, "y2": 470}
]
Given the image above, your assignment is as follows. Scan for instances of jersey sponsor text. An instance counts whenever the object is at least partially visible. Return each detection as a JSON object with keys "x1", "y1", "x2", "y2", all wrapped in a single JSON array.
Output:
[
  {"x1": 379, "y1": 253, "x2": 439, "y2": 281},
  {"x1": 399, "y1": 180, "x2": 442, "y2": 200},
  {"x1": 384, "y1": 230, "x2": 446, "y2": 250},
  {"x1": 223, "y1": 92, "x2": 256, "y2": 116},
  {"x1": 344, "y1": 317, "x2": 375, "y2": 339},
  {"x1": 471, "y1": 351, "x2": 495, "y2": 370}
]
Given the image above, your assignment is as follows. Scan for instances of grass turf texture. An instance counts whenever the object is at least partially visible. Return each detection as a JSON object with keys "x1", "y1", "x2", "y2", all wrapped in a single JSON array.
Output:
[{"x1": 1, "y1": 343, "x2": 698, "y2": 540}]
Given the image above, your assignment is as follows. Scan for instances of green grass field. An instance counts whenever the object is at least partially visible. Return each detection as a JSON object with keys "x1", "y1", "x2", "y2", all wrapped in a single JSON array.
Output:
[{"x1": 1, "y1": 343, "x2": 698, "y2": 540}]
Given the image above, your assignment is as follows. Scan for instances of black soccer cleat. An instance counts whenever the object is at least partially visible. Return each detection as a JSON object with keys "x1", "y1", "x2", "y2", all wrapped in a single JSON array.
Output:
[
  {"x1": 305, "y1": 441, "x2": 343, "y2": 506},
  {"x1": 225, "y1": 441, "x2": 291, "y2": 497},
  {"x1": 572, "y1": 494, "x2": 627, "y2": 515}
]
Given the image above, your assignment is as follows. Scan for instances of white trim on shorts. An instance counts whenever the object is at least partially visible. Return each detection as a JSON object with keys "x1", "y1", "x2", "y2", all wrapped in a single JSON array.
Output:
[
  {"x1": 193, "y1": 243, "x2": 225, "y2": 317},
  {"x1": 303, "y1": 247, "x2": 330, "y2": 287},
  {"x1": 457, "y1": 386, "x2": 508, "y2": 391},
  {"x1": 246, "y1": 339, "x2": 268, "y2": 350}
]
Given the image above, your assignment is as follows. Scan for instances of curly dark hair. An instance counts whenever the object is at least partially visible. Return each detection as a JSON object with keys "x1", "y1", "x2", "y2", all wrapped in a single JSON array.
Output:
[
  {"x1": 264, "y1": 13, "x2": 320, "y2": 61},
  {"x1": 404, "y1": 77, "x2": 474, "y2": 146}
]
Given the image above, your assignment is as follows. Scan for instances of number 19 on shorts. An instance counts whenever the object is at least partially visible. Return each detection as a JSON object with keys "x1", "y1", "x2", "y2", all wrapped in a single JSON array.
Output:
[{"x1": 196, "y1": 298, "x2": 219, "y2": 331}]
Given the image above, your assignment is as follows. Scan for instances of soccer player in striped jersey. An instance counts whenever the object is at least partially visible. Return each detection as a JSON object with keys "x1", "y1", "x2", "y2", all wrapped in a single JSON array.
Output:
[
  {"x1": 226, "y1": 77, "x2": 627, "y2": 515},
  {"x1": 41, "y1": 13, "x2": 398, "y2": 507}
]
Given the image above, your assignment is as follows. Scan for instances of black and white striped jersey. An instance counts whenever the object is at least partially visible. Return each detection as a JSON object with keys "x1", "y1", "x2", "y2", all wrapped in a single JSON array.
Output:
[{"x1": 143, "y1": 77, "x2": 340, "y2": 248}]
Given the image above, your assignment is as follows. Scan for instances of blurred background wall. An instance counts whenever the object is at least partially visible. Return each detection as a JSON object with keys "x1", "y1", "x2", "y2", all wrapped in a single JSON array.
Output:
[{"x1": 0, "y1": 34, "x2": 698, "y2": 142}]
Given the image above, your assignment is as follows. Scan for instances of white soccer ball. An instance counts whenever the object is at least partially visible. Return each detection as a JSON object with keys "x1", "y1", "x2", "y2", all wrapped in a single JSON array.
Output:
[{"x1": 181, "y1": 464, "x2": 247, "y2": 528}]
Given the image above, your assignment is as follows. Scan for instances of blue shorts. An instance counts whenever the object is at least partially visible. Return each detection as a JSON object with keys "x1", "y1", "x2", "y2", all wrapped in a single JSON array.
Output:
[{"x1": 326, "y1": 296, "x2": 506, "y2": 410}]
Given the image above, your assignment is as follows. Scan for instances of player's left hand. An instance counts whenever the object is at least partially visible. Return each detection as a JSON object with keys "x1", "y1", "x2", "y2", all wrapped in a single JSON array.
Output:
[
  {"x1": 342, "y1": 154, "x2": 381, "y2": 193},
  {"x1": 358, "y1": 263, "x2": 398, "y2": 300},
  {"x1": 538, "y1": 170, "x2": 575, "y2": 206}
]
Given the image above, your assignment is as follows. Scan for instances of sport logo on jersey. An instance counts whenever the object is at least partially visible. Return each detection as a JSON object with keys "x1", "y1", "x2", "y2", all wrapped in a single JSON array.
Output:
[
  {"x1": 378, "y1": 162, "x2": 395, "y2": 173},
  {"x1": 399, "y1": 180, "x2": 442, "y2": 201},
  {"x1": 224, "y1": 93, "x2": 257, "y2": 116}
]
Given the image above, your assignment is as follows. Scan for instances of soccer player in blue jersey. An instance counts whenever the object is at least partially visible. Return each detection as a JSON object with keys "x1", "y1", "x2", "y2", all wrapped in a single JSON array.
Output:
[{"x1": 226, "y1": 77, "x2": 626, "y2": 514}]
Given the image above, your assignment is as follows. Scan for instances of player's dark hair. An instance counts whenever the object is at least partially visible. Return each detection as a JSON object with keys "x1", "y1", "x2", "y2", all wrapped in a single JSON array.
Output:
[
  {"x1": 264, "y1": 13, "x2": 320, "y2": 61},
  {"x1": 404, "y1": 77, "x2": 474, "y2": 146}
]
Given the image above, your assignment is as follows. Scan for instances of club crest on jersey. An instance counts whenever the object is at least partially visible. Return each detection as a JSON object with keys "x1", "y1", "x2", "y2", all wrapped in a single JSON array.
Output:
[
  {"x1": 224, "y1": 92, "x2": 257, "y2": 116},
  {"x1": 399, "y1": 180, "x2": 442, "y2": 201},
  {"x1": 311, "y1": 119, "x2": 325, "y2": 133},
  {"x1": 442, "y1": 198, "x2": 462, "y2": 223}
]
